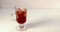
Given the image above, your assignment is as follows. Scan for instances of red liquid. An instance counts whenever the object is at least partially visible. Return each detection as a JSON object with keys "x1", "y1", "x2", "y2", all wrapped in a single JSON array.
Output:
[{"x1": 16, "y1": 9, "x2": 26, "y2": 24}]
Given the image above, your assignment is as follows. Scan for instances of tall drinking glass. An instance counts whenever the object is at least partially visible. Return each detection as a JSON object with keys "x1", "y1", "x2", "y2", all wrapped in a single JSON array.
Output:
[{"x1": 11, "y1": 6, "x2": 27, "y2": 31}]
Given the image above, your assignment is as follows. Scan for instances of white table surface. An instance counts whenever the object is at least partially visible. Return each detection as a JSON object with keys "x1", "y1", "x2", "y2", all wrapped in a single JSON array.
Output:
[{"x1": 0, "y1": 9, "x2": 60, "y2": 32}]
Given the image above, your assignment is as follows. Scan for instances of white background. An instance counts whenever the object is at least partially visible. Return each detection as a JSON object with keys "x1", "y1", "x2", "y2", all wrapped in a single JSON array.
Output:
[
  {"x1": 0, "y1": 0, "x2": 60, "y2": 9},
  {"x1": 0, "y1": 9, "x2": 60, "y2": 32},
  {"x1": 0, "y1": 0, "x2": 60, "y2": 32}
]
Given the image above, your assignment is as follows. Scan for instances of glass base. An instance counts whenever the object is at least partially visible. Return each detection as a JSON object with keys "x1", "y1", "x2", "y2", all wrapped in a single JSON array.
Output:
[{"x1": 16, "y1": 24, "x2": 27, "y2": 31}]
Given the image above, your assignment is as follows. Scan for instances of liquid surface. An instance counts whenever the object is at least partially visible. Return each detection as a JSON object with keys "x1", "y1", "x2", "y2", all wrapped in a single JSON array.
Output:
[{"x1": 16, "y1": 8, "x2": 26, "y2": 24}]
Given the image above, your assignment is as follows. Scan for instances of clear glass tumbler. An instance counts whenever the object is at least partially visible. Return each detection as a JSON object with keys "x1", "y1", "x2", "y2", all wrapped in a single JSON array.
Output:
[{"x1": 11, "y1": 6, "x2": 27, "y2": 31}]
